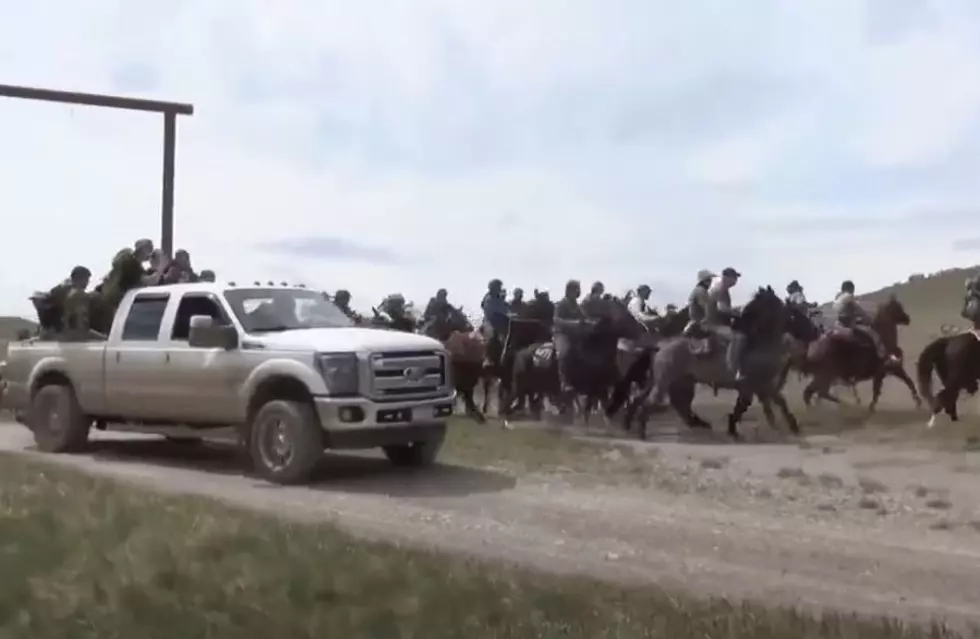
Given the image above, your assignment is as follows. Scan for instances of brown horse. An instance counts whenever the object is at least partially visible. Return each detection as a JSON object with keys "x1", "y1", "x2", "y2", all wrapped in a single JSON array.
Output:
[
  {"x1": 917, "y1": 326, "x2": 980, "y2": 428},
  {"x1": 799, "y1": 295, "x2": 920, "y2": 411},
  {"x1": 421, "y1": 310, "x2": 488, "y2": 422}
]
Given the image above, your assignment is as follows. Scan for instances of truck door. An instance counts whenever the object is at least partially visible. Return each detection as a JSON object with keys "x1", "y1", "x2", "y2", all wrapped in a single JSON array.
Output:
[
  {"x1": 162, "y1": 293, "x2": 249, "y2": 424},
  {"x1": 104, "y1": 292, "x2": 170, "y2": 419}
]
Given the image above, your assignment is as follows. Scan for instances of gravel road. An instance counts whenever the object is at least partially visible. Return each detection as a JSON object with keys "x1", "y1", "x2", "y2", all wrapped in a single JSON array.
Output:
[{"x1": 2, "y1": 419, "x2": 979, "y2": 631}]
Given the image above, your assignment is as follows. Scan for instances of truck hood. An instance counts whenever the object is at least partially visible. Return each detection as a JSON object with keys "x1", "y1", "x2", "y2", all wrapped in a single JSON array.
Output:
[{"x1": 248, "y1": 327, "x2": 444, "y2": 353}]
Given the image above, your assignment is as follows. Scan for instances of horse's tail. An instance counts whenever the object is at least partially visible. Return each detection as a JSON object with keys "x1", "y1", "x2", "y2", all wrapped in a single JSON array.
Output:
[{"x1": 916, "y1": 336, "x2": 948, "y2": 405}]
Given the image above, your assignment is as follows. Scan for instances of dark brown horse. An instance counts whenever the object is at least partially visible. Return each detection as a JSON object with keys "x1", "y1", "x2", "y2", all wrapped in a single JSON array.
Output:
[
  {"x1": 421, "y1": 309, "x2": 487, "y2": 422},
  {"x1": 917, "y1": 326, "x2": 980, "y2": 428},
  {"x1": 798, "y1": 295, "x2": 920, "y2": 412}
]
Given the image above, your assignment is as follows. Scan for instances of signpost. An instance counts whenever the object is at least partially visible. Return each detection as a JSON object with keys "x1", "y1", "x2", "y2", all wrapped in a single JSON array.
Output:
[{"x1": 0, "y1": 83, "x2": 194, "y2": 257}]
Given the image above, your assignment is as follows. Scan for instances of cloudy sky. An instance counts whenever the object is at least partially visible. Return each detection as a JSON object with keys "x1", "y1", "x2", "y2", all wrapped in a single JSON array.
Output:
[{"x1": 2, "y1": 0, "x2": 980, "y2": 316}]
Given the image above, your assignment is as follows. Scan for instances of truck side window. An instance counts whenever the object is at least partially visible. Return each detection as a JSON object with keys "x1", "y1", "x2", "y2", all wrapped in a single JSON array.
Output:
[
  {"x1": 171, "y1": 295, "x2": 226, "y2": 341},
  {"x1": 121, "y1": 295, "x2": 170, "y2": 341}
]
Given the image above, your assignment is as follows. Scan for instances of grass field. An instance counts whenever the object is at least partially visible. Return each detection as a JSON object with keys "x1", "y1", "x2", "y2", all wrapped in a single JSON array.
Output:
[{"x1": 0, "y1": 453, "x2": 973, "y2": 639}]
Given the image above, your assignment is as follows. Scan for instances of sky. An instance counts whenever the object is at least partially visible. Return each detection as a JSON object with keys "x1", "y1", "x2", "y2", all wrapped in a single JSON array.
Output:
[{"x1": 3, "y1": 0, "x2": 980, "y2": 317}]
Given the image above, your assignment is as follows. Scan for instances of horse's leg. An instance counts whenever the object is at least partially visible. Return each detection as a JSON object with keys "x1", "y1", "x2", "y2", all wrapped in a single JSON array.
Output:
[
  {"x1": 867, "y1": 372, "x2": 884, "y2": 414},
  {"x1": 461, "y1": 385, "x2": 486, "y2": 423},
  {"x1": 765, "y1": 385, "x2": 801, "y2": 435},
  {"x1": 480, "y1": 371, "x2": 493, "y2": 414},
  {"x1": 943, "y1": 384, "x2": 961, "y2": 422},
  {"x1": 848, "y1": 382, "x2": 862, "y2": 405},
  {"x1": 668, "y1": 376, "x2": 710, "y2": 429},
  {"x1": 727, "y1": 388, "x2": 753, "y2": 440},
  {"x1": 888, "y1": 365, "x2": 922, "y2": 409}
]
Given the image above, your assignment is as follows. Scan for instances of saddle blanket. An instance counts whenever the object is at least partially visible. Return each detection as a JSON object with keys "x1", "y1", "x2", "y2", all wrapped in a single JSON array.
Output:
[{"x1": 533, "y1": 343, "x2": 555, "y2": 360}]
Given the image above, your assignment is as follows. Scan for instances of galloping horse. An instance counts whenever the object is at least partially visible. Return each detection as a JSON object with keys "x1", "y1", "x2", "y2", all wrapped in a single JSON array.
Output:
[
  {"x1": 628, "y1": 286, "x2": 818, "y2": 440},
  {"x1": 797, "y1": 295, "x2": 920, "y2": 411},
  {"x1": 506, "y1": 298, "x2": 643, "y2": 423},
  {"x1": 917, "y1": 325, "x2": 980, "y2": 428}
]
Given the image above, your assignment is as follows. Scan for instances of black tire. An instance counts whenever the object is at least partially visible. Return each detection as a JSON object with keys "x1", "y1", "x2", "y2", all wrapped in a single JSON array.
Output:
[
  {"x1": 29, "y1": 384, "x2": 90, "y2": 453},
  {"x1": 383, "y1": 435, "x2": 444, "y2": 467},
  {"x1": 248, "y1": 399, "x2": 323, "y2": 485}
]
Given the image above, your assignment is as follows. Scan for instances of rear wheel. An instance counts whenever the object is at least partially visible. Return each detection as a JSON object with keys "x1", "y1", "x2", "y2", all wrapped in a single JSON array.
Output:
[
  {"x1": 248, "y1": 400, "x2": 323, "y2": 484},
  {"x1": 383, "y1": 435, "x2": 444, "y2": 467},
  {"x1": 29, "y1": 384, "x2": 91, "y2": 453}
]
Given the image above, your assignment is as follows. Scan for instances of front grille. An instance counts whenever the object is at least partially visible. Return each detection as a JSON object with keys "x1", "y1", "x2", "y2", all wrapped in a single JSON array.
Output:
[{"x1": 369, "y1": 350, "x2": 448, "y2": 401}]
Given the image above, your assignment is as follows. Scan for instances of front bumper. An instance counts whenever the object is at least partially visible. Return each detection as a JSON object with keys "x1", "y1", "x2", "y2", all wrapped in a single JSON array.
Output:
[{"x1": 313, "y1": 392, "x2": 455, "y2": 449}]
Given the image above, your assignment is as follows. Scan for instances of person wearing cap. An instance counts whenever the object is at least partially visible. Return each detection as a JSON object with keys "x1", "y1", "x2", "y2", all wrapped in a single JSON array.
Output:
[
  {"x1": 62, "y1": 265, "x2": 93, "y2": 336},
  {"x1": 706, "y1": 267, "x2": 744, "y2": 379},
  {"x1": 833, "y1": 280, "x2": 895, "y2": 362},
  {"x1": 786, "y1": 280, "x2": 812, "y2": 308},
  {"x1": 100, "y1": 238, "x2": 162, "y2": 316},
  {"x1": 627, "y1": 284, "x2": 658, "y2": 323},
  {"x1": 581, "y1": 281, "x2": 606, "y2": 318},
  {"x1": 683, "y1": 269, "x2": 716, "y2": 335},
  {"x1": 962, "y1": 276, "x2": 980, "y2": 324}
]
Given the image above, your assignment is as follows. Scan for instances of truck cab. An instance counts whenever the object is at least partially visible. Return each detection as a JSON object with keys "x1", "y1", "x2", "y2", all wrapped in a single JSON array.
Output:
[{"x1": 2, "y1": 282, "x2": 456, "y2": 484}]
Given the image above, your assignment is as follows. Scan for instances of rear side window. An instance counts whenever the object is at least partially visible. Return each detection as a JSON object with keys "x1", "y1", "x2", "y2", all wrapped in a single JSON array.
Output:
[
  {"x1": 171, "y1": 295, "x2": 227, "y2": 340},
  {"x1": 121, "y1": 296, "x2": 169, "y2": 341}
]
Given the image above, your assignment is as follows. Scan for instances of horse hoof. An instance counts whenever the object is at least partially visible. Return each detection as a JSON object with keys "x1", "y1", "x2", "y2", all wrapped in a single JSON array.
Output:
[
  {"x1": 502, "y1": 419, "x2": 514, "y2": 430},
  {"x1": 926, "y1": 414, "x2": 937, "y2": 429}
]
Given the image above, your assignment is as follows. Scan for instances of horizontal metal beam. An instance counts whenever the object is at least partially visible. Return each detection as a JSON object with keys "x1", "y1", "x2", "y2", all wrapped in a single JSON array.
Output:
[{"x1": 0, "y1": 83, "x2": 193, "y2": 115}]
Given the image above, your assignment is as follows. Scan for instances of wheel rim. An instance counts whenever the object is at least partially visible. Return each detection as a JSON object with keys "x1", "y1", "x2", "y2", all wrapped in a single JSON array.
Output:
[
  {"x1": 37, "y1": 394, "x2": 65, "y2": 436},
  {"x1": 257, "y1": 415, "x2": 295, "y2": 472}
]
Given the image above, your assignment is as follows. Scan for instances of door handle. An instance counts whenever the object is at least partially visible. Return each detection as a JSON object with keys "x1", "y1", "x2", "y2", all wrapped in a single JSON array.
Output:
[
  {"x1": 165, "y1": 352, "x2": 171, "y2": 363},
  {"x1": 115, "y1": 351, "x2": 121, "y2": 363}
]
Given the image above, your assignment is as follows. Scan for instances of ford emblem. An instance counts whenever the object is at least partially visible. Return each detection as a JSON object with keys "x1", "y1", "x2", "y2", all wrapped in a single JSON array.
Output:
[{"x1": 402, "y1": 366, "x2": 425, "y2": 382}]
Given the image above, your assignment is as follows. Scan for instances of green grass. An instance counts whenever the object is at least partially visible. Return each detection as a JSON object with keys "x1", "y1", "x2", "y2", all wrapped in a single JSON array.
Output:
[{"x1": 0, "y1": 454, "x2": 971, "y2": 639}]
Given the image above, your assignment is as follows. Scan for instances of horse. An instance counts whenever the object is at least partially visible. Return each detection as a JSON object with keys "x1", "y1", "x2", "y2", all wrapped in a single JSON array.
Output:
[
  {"x1": 797, "y1": 295, "x2": 920, "y2": 412},
  {"x1": 506, "y1": 298, "x2": 643, "y2": 424},
  {"x1": 917, "y1": 326, "x2": 980, "y2": 428},
  {"x1": 497, "y1": 315, "x2": 554, "y2": 422},
  {"x1": 421, "y1": 308, "x2": 488, "y2": 422},
  {"x1": 605, "y1": 306, "x2": 689, "y2": 420},
  {"x1": 628, "y1": 286, "x2": 817, "y2": 440}
]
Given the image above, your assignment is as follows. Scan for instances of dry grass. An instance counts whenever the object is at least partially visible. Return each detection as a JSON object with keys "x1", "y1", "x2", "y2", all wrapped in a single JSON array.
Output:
[
  {"x1": 0, "y1": 454, "x2": 973, "y2": 639},
  {"x1": 442, "y1": 419, "x2": 659, "y2": 483}
]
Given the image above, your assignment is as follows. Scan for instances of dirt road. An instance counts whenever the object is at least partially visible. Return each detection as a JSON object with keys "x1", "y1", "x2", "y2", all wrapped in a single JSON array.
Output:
[{"x1": 2, "y1": 417, "x2": 980, "y2": 631}]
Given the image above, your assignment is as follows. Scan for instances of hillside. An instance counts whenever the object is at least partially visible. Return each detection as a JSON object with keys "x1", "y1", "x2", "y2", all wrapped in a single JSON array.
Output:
[{"x1": 0, "y1": 315, "x2": 37, "y2": 357}]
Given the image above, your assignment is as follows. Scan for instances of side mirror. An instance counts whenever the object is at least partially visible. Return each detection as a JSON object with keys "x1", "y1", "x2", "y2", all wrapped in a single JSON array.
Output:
[{"x1": 188, "y1": 315, "x2": 239, "y2": 349}]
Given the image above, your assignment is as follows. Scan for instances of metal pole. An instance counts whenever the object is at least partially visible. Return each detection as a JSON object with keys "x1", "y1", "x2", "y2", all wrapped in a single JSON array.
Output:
[{"x1": 161, "y1": 111, "x2": 177, "y2": 257}]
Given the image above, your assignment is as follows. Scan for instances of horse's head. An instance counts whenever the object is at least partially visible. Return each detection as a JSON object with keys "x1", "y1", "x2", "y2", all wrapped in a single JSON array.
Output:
[
  {"x1": 735, "y1": 286, "x2": 785, "y2": 339},
  {"x1": 783, "y1": 300, "x2": 821, "y2": 343},
  {"x1": 877, "y1": 294, "x2": 910, "y2": 327}
]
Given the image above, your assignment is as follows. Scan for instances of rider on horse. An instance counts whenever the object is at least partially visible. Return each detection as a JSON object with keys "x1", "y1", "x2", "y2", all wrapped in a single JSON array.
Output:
[
  {"x1": 706, "y1": 267, "x2": 744, "y2": 380},
  {"x1": 786, "y1": 280, "x2": 812, "y2": 309},
  {"x1": 684, "y1": 269, "x2": 715, "y2": 337},
  {"x1": 553, "y1": 279, "x2": 587, "y2": 397},
  {"x1": 627, "y1": 284, "x2": 659, "y2": 323},
  {"x1": 423, "y1": 288, "x2": 453, "y2": 325},
  {"x1": 962, "y1": 276, "x2": 980, "y2": 325},
  {"x1": 832, "y1": 280, "x2": 895, "y2": 363}
]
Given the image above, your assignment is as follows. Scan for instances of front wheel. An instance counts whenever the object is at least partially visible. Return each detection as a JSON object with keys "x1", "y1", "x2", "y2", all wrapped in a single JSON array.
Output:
[
  {"x1": 248, "y1": 400, "x2": 323, "y2": 484},
  {"x1": 383, "y1": 436, "x2": 444, "y2": 467},
  {"x1": 29, "y1": 384, "x2": 91, "y2": 453}
]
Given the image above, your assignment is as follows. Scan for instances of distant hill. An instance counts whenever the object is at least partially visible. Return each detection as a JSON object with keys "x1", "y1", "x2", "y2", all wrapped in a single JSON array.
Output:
[{"x1": 0, "y1": 316, "x2": 38, "y2": 358}]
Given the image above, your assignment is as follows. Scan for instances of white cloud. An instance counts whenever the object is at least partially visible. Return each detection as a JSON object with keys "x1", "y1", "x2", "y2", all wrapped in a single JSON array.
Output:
[{"x1": 1, "y1": 0, "x2": 980, "y2": 320}]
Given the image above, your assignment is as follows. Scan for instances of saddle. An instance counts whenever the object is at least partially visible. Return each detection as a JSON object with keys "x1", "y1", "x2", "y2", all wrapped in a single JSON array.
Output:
[{"x1": 808, "y1": 326, "x2": 875, "y2": 361}]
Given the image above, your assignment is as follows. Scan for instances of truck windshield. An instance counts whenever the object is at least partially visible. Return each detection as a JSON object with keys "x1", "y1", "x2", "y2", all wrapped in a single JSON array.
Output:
[{"x1": 224, "y1": 288, "x2": 354, "y2": 332}]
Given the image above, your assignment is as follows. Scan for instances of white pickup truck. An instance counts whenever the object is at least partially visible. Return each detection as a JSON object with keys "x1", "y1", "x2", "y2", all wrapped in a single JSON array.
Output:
[{"x1": 0, "y1": 283, "x2": 456, "y2": 484}]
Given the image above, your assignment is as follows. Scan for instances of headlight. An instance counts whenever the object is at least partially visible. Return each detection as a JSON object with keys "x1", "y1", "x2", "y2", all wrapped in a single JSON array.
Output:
[{"x1": 317, "y1": 353, "x2": 359, "y2": 396}]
